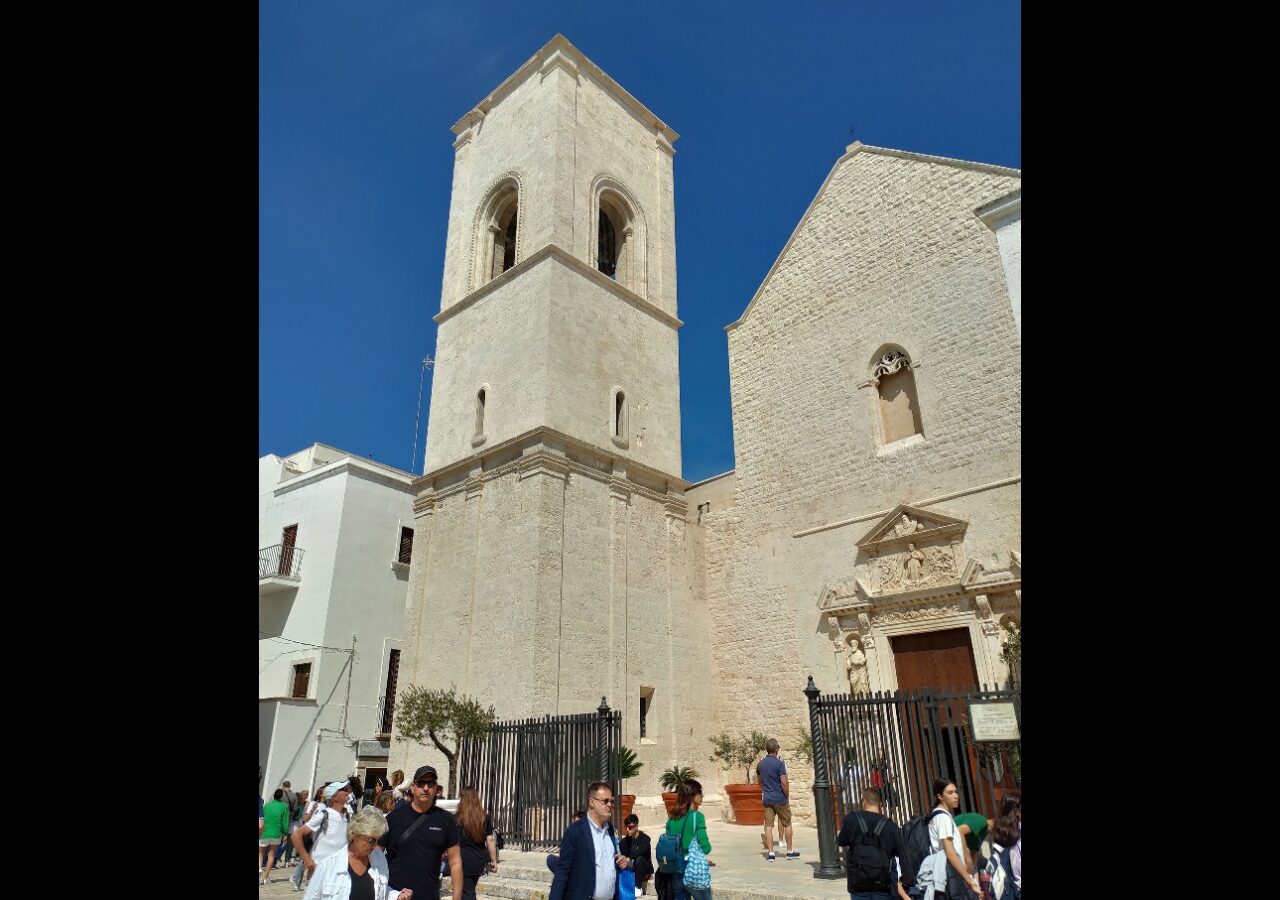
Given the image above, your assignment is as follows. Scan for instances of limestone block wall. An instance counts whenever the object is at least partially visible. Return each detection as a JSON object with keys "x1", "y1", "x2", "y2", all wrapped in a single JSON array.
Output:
[
  {"x1": 424, "y1": 264, "x2": 553, "y2": 474},
  {"x1": 441, "y1": 38, "x2": 678, "y2": 316},
  {"x1": 391, "y1": 438, "x2": 710, "y2": 799},
  {"x1": 543, "y1": 259, "x2": 681, "y2": 475},
  {"x1": 425, "y1": 253, "x2": 682, "y2": 478},
  {"x1": 700, "y1": 148, "x2": 1022, "y2": 823}
]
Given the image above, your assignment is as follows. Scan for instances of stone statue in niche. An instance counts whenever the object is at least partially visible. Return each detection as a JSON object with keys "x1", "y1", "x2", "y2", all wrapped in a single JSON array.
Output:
[
  {"x1": 905, "y1": 543, "x2": 926, "y2": 582},
  {"x1": 894, "y1": 513, "x2": 920, "y2": 537},
  {"x1": 845, "y1": 638, "x2": 870, "y2": 694}
]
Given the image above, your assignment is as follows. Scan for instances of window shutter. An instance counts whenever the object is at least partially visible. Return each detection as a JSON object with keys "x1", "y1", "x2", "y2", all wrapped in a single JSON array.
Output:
[{"x1": 398, "y1": 527, "x2": 414, "y2": 565}]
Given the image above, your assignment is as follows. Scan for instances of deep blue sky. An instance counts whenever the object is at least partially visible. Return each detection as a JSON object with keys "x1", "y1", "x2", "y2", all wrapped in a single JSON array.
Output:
[{"x1": 260, "y1": 1, "x2": 1020, "y2": 483}]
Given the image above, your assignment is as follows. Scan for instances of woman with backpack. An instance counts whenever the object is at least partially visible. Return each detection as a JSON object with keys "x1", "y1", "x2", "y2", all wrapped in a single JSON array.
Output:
[
  {"x1": 983, "y1": 796, "x2": 1020, "y2": 900},
  {"x1": 291, "y1": 781, "x2": 353, "y2": 893},
  {"x1": 918, "y1": 778, "x2": 980, "y2": 899},
  {"x1": 657, "y1": 779, "x2": 713, "y2": 900}
]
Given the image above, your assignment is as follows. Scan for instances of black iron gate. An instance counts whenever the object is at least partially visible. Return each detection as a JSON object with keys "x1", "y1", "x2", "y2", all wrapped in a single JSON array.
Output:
[
  {"x1": 458, "y1": 697, "x2": 622, "y2": 851},
  {"x1": 809, "y1": 680, "x2": 1020, "y2": 827}
]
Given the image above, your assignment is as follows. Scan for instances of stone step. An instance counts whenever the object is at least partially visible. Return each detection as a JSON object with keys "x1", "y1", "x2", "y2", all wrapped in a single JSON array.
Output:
[{"x1": 444, "y1": 869, "x2": 836, "y2": 900}]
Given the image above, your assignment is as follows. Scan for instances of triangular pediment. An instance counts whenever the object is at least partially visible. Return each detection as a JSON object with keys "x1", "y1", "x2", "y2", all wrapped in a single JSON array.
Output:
[{"x1": 855, "y1": 504, "x2": 967, "y2": 551}]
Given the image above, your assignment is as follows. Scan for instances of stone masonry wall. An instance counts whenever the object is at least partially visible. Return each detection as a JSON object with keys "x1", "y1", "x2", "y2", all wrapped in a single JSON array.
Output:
[{"x1": 702, "y1": 149, "x2": 1022, "y2": 823}]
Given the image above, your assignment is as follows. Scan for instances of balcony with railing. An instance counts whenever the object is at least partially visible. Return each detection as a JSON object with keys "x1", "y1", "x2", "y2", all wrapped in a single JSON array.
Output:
[{"x1": 259, "y1": 544, "x2": 304, "y2": 597}]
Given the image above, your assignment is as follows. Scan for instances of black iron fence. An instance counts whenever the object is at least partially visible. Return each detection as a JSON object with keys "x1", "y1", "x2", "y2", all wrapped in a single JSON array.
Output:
[
  {"x1": 808, "y1": 680, "x2": 1021, "y2": 827},
  {"x1": 458, "y1": 698, "x2": 622, "y2": 851},
  {"x1": 259, "y1": 543, "x2": 304, "y2": 579}
]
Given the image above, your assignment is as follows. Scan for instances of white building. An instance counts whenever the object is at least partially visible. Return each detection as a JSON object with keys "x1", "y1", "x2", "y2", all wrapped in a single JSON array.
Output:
[{"x1": 259, "y1": 443, "x2": 416, "y2": 798}]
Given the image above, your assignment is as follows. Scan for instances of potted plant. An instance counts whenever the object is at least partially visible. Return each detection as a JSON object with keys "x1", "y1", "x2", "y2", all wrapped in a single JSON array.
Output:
[
  {"x1": 658, "y1": 765, "x2": 700, "y2": 817},
  {"x1": 708, "y1": 730, "x2": 769, "y2": 825},
  {"x1": 617, "y1": 746, "x2": 643, "y2": 821}
]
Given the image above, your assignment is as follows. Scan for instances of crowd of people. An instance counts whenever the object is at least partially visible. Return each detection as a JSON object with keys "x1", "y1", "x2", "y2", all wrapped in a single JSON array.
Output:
[
  {"x1": 257, "y1": 765, "x2": 501, "y2": 900},
  {"x1": 836, "y1": 777, "x2": 1022, "y2": 900},
  {"x1": 258, "y1": 754, "x2": 1020, "y2": 900}
]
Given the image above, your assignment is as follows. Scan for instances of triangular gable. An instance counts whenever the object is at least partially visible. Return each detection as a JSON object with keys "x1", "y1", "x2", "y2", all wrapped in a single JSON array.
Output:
[
  {"x1": 855, "y1": 504, "x2": 967, "y2": 551},
  {"x1": 725, "y1": 142, "x2": 1021, "y2": 333}
]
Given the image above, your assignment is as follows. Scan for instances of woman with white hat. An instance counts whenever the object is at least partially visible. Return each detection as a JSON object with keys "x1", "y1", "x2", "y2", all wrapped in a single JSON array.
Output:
[{"x1": 290, "y1": 780, "x2": 353, "y2": 892}]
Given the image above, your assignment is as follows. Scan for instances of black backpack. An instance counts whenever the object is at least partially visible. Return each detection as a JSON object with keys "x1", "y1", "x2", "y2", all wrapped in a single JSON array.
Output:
[
  {"x1": 898, "y1": 808, "x2": 948, "y2": 890},
  {"x1": 847, "y1": 813, "x2": 893, "y2": 891}
]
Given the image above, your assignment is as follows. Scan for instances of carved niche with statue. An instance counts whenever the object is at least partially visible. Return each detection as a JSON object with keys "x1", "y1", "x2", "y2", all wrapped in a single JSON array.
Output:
[{"x1": 857, "y1": 506, "x2": 967, "y2": 596}]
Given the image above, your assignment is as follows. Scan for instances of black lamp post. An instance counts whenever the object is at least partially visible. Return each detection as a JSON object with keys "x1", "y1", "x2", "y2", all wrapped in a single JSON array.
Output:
[{"x1": 804, "y1": 676, "x2": 844, "y2": 878}]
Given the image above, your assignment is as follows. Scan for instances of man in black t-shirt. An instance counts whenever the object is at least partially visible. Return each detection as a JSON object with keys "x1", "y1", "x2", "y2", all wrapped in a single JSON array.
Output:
[
  {"x1": 380, "y1": 765, "x2": 463, "y2": 900},
  {"x1": 836, "y1": 787, "x2": 908, "y2": 900}
]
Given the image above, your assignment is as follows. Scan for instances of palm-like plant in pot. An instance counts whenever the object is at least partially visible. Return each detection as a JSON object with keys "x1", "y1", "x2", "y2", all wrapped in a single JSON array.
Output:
[{"x1": 658, "y1": 765, "x2": 699, "y2": 817}]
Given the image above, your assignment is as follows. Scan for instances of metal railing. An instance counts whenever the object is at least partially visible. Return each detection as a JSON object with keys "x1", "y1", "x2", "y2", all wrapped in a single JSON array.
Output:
[
  {"x1": 377, "y1": 694, "x2": 396, "y2": 735},
  {"x1": 808, "y1": 679, "x2": 1021, "y2": 826},
  {"x1": 459, "y1": 698, "x2": 622, "y2": 851},
  {"x1": 259, "y1": 544, "x2": 304, "y2": 579}
]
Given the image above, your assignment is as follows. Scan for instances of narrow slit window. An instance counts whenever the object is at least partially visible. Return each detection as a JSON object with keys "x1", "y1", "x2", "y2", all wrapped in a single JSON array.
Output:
[
  {"x1": 614, "y1": 391, "x2": 625, "y2": 437},
  {"x1": 474, "y1": 388, "x2": 486, "y2": 437},
  {"x1": 639, "y1": 686, "x2": 655, "y2": 739}
]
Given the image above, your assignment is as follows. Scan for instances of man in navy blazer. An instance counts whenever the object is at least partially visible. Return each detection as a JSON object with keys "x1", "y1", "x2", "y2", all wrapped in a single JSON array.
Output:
[{"x1": 549, "y1": 781, "x2": 631, "y2": 900}]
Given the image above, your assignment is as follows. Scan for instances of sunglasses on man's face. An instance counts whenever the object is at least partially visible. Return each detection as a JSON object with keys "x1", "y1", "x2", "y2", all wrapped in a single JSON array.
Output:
[{"x1": 414, "y1": 779, "x2": 438, "y2": 789}]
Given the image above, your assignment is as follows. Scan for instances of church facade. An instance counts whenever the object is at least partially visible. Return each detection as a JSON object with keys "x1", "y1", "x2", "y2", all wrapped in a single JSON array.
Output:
[{"x1": 389, "y1": 35, "x2": 1020, "y2": 824}]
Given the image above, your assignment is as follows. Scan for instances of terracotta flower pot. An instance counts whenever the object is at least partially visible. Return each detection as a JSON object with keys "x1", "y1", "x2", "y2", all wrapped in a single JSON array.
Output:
[
  {"x1": 661, "y1": 792, "x2": 678, "y2": 817},
  {"x1": 620, "y1": 794, "x2": 636, "y2": 821},
  {"x1": 724, "y1": 782, "x2": 765, "y2": 825}
]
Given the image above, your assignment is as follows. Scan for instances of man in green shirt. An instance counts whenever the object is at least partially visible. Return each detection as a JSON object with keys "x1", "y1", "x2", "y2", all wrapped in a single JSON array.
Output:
[{"x1": 952, "y1": 812, "x2": 990, "y2": 873}]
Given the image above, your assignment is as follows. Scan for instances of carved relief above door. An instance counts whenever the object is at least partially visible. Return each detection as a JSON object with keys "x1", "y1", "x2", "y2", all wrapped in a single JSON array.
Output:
[{"x1": 815, "y1": 504, "x2": 1021, "y2": 691}]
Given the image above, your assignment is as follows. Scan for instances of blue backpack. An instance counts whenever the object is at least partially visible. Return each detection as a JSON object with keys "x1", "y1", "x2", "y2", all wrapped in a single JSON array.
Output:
[
  {"x1": 984, "y1": 841, "x2": 1020, "y2": 900},
  {"x1": 655, "y1": 815, "x2": 694, "y2": 875}
]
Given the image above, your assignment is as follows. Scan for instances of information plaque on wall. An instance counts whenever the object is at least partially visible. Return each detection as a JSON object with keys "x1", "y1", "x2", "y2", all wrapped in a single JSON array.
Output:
[{"x1": 966, "y1": 701, "x2": 1020, "y2": 742}]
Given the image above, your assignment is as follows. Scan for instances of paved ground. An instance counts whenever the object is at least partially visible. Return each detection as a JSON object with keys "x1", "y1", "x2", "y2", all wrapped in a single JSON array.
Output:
[{"x1": 258, "y1": 818, "x2": 855, "y2": 900}]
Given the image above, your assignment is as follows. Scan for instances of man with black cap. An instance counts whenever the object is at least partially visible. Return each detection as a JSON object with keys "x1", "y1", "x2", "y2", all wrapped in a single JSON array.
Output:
[{"x1": 380, "y1": 764, "x2": 463, "y2": 900}]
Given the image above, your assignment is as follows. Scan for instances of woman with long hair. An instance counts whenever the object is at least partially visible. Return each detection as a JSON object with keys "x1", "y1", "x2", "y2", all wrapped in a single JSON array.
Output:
[
  {"x1": 660, "y1": 779, "x2": 712, "y2": 900},
  {"x1": 925, "y1": 778, "x2": 980, "y2": 898},
  {"x1": 986, "y1": 795, "x2": 1020, "y2": 898},
  {"x1": 302, "y1": 806, "x2": 408, "y2": 900},
  {"x1": 455, "y1": 787, "x2": 498, "y2": 900}
]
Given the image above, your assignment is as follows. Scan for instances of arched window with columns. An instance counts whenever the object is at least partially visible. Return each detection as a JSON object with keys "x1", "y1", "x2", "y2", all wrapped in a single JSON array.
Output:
[
  {"x1": 473, "y1": 178, "x2": 521, "y2": 289},
  {"x1": 591, "y1": 179, "x2": 646, "y2": 298}
]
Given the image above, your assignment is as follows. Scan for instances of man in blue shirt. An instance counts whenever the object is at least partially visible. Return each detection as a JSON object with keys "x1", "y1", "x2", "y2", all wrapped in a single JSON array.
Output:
[{"x1": 757, "y1": 738, "x2": 799, "y2": 860}]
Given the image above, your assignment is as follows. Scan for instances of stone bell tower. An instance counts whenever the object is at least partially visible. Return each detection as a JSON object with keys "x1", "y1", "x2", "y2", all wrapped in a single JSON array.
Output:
[{"x1": 392, "y1": 36, "x2": 707, "y2": 791}]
